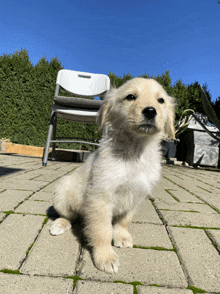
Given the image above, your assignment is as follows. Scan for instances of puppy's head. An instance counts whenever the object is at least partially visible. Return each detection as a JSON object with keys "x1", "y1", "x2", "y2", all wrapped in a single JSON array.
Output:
[{"x1": 98, "y1": 78, "x2": 176, "y2": 139}]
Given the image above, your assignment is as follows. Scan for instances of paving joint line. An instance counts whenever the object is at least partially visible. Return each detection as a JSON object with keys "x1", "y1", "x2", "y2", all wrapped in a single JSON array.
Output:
[
  {"x1": 166, "y1": 226, "x2": 192, "y2": 288},
  {"x1": 165, "y1": 167, "x2": 220, "y2": 190},
  {"x1": 18, "y1": 216, "x2": 49, "y2": 271}
]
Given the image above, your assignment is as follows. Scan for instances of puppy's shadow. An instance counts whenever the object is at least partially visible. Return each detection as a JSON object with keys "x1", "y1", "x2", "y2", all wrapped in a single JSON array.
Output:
[{"x1": 47, "y1": 205, "x2": 87, "y2": 247}]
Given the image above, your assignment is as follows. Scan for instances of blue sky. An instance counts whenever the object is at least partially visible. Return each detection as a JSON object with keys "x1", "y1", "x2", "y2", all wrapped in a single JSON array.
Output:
[{"x1": 1, "y1": 0, "x2": 220, "y2": 102}]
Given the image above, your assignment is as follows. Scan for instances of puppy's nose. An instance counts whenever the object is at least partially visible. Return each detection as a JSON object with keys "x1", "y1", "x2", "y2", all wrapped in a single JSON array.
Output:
[{"x1": 142, "y1": 107, "x2": 157, "y2": 119}]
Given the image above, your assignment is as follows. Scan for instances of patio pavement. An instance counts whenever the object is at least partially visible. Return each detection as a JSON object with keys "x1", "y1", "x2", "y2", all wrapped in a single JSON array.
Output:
[{"x1": 0, "y1": 152, "x2": 220, "y2": 293}]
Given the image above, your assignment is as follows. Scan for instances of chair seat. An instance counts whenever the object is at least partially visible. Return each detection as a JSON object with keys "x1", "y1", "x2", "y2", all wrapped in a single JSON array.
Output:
[
  {"x1": 54, "y1": 96, "x2": 104, "y2": 109},
  {"x1": 52, "y1": 104, "x2": 98, "y2": 123}
]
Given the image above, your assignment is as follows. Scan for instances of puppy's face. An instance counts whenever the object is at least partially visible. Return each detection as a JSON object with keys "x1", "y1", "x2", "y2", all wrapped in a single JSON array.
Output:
[{"x1": 98, "y1": 78, "x2": 176, "y2": 139}]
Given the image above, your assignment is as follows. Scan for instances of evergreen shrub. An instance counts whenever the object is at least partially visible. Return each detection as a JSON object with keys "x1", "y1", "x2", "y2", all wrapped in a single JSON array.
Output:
[{"x1": 0, "y1": 49, "x2": 218, "y2": 149}]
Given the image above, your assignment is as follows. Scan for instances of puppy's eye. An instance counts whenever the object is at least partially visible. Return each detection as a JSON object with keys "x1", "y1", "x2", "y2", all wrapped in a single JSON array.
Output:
[
  {"x1": 158, "y1": 98, "x2": 165, "y2": 104},
  {"x1": 125, "y1": 94, "x2": 137, "y2": 101}
]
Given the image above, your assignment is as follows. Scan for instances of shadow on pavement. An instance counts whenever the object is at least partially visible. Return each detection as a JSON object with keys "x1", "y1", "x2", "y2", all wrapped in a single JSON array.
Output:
[{"x1": 0, "y1": 166, "x2": 24, "y2": 177}]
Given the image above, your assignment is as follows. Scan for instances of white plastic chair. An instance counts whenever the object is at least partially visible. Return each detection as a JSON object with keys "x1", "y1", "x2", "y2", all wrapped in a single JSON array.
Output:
[{"x1": 42, "y1": 69, "x2": 110, "y2": 166}]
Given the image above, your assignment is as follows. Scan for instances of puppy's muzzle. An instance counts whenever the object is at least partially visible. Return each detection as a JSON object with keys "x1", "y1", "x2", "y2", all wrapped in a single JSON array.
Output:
[
  {"x1": 142, "y1": 107, "x2": 157, "y2": 120},
  {"x1": 137, "y1": 107, "x2": 158, "y2": 133}
]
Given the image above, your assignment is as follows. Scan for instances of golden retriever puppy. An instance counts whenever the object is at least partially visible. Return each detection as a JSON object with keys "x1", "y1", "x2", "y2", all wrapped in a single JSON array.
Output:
[{"x1": 50, "y1": 78, "x2": 175, "y2": 274}]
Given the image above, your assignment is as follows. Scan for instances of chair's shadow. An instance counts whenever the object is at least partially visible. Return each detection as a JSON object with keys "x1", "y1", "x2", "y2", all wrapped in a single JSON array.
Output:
[{"x1": 0, "y1": 166, "x2": 24, "y2": 177}]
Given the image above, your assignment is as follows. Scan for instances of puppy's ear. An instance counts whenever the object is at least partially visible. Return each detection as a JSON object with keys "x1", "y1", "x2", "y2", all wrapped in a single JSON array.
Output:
[
  {"x1": 164, "y1": 96, "x2": 176, "y2": 140},
  {"x1": 97, "y1": 102, "x2": 112, "y2": 132},
  {"x1": 97, "y1": 87, "x2": 117, "y2": 132}
]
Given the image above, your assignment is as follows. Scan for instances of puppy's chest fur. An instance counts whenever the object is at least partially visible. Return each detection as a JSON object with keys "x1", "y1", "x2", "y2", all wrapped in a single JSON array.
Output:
[
  {"x1": 113, "y1": 158, "x2": 161, "y2": 215},
  {"x1": 89, "y1": 147, "x2": 161, "y2": 216}
]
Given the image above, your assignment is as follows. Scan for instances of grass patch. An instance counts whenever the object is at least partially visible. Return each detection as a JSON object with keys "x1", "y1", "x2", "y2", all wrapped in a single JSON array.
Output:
[
  {"x1": 133, "y1": 245, "x2": 173, "y2": 251},
  {"x1": 64, "y1": 275, "x2": 84, "y2": 288},
  {"x1": 165, "y1": 189, "x2": 180, "y2": 202},
  {"x1": 114, "y1": 280, "x2": 143, "y2": 294},
  {"x1": 42, "y1": 216, "x2": 48, "y2": 227},
  {"x1": 159, "y1": 209, "x2": 200, "y2": 213},
  {"x1": 114, "y1": 280, "x2": 127, "y2": 284},
  {"x1": 0, "y1": 269, "x2": 20, "y2": 274},
  {"x1": 172, "y1": 225, "x2": 220, "y2": 230},
  {"x1": 172, "y1": 243, "x2": 183, "y2": 266},
  {"x1": 3, "y1": 211, "x2": 15, "y2": 215},
  {"x1": 187, "y1": 285, "x2": 206, "y2": 293},
  {"x1": 26, "y1": 242, "x2": 35, "y2": 256},
  {"x1": 129, "y1": 281, "x2": 144, "y2": 294},
  {"x1": 149, "y1": 284, "x2": 165, "y2": 287}
]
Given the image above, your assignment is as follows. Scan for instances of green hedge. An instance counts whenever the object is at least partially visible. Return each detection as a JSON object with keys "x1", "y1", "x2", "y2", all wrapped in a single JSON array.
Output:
[
  {"x1": 0, "y1": 49, "x2": 102, "y2": 149},
  {"x1": 0, "y1": 49, "x2": 218, "y2": 149}
]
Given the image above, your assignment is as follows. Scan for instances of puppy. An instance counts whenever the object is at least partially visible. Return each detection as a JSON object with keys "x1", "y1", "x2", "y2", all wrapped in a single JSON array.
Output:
[{"x1": 50, "y1": 78, "x2": 176, "y2": 274}]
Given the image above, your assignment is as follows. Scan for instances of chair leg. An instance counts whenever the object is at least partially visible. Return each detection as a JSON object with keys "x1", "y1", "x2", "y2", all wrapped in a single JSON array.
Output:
[
  {"x1": 42, "y1": 113, "x2": 55, "y2": 166},
  {"x1": 51, "y1": 116, "x2": 57, "y2": 161}
]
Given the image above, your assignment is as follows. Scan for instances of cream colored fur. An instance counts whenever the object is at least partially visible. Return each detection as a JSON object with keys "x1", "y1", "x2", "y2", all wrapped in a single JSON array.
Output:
[{"x1": 50, "y1": 78, "x2": 175, "y2": 274}]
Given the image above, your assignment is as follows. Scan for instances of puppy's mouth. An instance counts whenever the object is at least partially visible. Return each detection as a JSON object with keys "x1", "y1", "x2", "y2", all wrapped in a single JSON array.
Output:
[{"x1": 136, "y1": 122, "x2": 158, "y2": 134}]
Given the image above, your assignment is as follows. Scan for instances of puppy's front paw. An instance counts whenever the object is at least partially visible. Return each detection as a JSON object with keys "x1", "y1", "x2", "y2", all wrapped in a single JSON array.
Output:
[
  {"x1": 50, "y1": 218, "x2": 71, "y2": 236},
  {"x1": 113, "y1": 227, "x2": 133, "y2": 248},
  {"x1": 93, "y1": 246, "x2": 119, "y2": 274}
]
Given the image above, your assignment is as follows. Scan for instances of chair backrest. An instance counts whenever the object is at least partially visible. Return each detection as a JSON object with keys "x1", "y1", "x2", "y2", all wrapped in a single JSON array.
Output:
[{"x1": 56, "y1": 69, "x2": 110, "y2": 97}]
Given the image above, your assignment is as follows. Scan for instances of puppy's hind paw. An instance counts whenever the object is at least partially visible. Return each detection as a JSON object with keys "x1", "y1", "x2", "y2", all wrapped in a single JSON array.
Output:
[
  {"x1": 50, "y1": 218, "x2": 72, "y2": 236},
  {"x1": 113, "y1": 228, "x2": 133, "y2": 248},
  {"x1": 114, "y1": 235, "x2": 133, "y2": 248},
  {"x1": 93, "y1": 246, "x2": 119, "y2": 274}
]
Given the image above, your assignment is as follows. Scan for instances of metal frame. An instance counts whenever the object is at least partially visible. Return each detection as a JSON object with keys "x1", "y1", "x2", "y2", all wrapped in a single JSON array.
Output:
[{"x1": 42, "y1": 70, "x2": 110, "y2": 166}]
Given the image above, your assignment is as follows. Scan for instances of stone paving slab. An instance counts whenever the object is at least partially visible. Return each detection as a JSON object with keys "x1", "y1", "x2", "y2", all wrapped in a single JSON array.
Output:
[
  {"x1": 0, "y1": 179, "x2": 48, "y2": 191},
  {"x1": 164, "y1": 188, "x2": 203, "y2": 203},
  {"x1": 155, "y1": 202, "x2": 217, "y2": 213},
  {"x1": 0, "y1": 214, "x2": 45, "y2": 270},
  {"x1": 206, "y1": 229, "x2": 220, "y2": 251},
  {"x1": 136, "y1": 285, "x2": 193, "y2": 294},
  {"x1": 29, "y1": 191, "x2": 54, "y2": 201},
  {"x1": 0, "y1": 273, "x2": 73, "y2": 294},
  {"x1": 159, "y1": 210, "x2": 220, "y2": 228},
  {"x1": 53, "y1": 164, "x2": 79, "y2": 173},
  {"x1": 79, "y1": 248, "x2": 188, "y2": 288},
  {"x1": 129, "y1": 223, "x2": 173, "y2": 249},
  {"x1": 73, "y1": 280, "x2": 134, "y2": 294},
  {"x1": 41, "y1": 181, "x2": 60, "y2": 192},
  {"x1": 0, "y1": 190, "x2": 32, "y2": 211},
  {"x1": 168, "y1": 226, "x2": 220, "y2": 292},
  {"x1": 162, "y1": 169, "x2": 220, "y2": 196},
  {"x1": 15, "y1": 170, "x2": 65, "y2": 182},
  {"x1": 190, "y1": 181, "x2": 220, "y2": 195},
  {"x1": 132, "y1": 198, "x2": 162, "y2": 224},
  {"x1": 157, "y1": 178, "x2": 179, "y2": 190},
  {"x1": 151, "y1": 187, "x2": 177, "y2": 204},
  {"x1": 175, "y1": 182, "x2": 218, "y2": 199},
  {"x1": 20, "y1": 220, "x2": 80, "y2": 276},
  {"x1": 1, "y1": 153, "x2": 220, "y2": 293},
  {"x1": 198, "y1": 195, "x2": 220, "y2": 212},
  {"x1": 15, "y1": 200, "x2": 51, "y2": 215}
]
